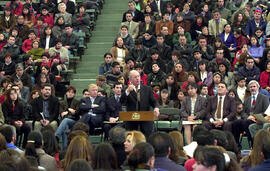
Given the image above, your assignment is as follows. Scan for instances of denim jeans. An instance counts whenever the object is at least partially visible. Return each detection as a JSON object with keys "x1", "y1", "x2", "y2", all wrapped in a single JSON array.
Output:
[{"x1": 55, "y1": 118, "x2": 76, "y2": 149}]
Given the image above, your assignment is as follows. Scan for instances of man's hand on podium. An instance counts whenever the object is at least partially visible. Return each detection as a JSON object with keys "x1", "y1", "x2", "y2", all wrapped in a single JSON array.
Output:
[{"x1": 154, "y1": 108, "x2": 160, "y2": 117}]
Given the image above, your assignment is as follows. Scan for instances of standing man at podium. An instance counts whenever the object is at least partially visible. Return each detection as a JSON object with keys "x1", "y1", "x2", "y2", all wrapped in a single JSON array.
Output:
[{"x1": 121, "y1": 70, "x2": 159, "y2": 137}]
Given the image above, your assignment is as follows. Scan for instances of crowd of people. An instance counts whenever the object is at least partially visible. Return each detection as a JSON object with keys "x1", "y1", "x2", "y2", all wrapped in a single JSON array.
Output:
[{"x1": 2, "y1": 0, "x2": 270, "y2": 170}]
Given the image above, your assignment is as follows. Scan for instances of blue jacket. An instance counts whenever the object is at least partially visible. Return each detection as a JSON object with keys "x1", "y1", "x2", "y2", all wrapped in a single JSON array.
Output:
[
  {"x1": 246, "y1": 19, "x2": 267, "y2": 36},
  {"x1": 249, "y1": 159, "x2": 270, "y2": 171},
  {"x1": 218, "y1": 33, "x2": 237, "y2": 49}
]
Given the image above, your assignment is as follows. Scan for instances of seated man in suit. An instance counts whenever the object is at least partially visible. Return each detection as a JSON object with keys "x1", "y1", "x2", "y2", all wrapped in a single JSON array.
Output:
[
  {"x1": 78, "y1": 84, "x2": 106, "y2": 134},
  {"x1": 232, "y1": 80, "x2": 269, "y2": 145},
  {"x1": 121, "y1": 11, "x2": 139, "y2": 40},
  {"x1": 32, "y1": 83, "x2": 59, "y2": 131},
  {"x1": 203, "y1": 81, "x2": 236, "y2": 132},
  {"x1": 180, "y1": 82, "x2": 207, "y2": 144},
  {"x1": 121, "y1": 70, "x2": 159, "y2": 137},
  {"x1": 104, "y1": 82, "x2": 124, "y2": 139}
]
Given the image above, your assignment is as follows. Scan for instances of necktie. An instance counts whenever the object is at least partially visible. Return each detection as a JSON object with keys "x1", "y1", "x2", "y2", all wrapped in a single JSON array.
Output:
[
  {"x1": 136, "y1": 87, "x2": 140, "y2": 102},
  {"x1": 116, "y1": 96, "x2": 119, "y2": 103},
  {"x1": 216, "y1": 96, "x2": 222, "y2": 119},
  {"x1": 216, "y1": 21, "x2": 219, "y2": 37},
  {"x1": 251, "y1": 96, "x2": 256, "y2": 113}
]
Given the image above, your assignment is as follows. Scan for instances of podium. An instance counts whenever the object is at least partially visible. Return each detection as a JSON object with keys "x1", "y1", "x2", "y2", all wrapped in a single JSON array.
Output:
[{"x1": 119, "y1": 111, "x2": 157, "y2": 121}]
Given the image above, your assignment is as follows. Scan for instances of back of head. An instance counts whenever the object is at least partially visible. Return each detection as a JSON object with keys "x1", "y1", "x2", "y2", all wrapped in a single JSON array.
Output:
[
  {"x1": 41, "y1": 130, "x2": 59, "y2": 156},
  {"x1": 128, "y1": 142, "x2": 155, "y2": 171},
  {"x1": 63, "y1": 136, "x2": 92, "y2": 169},
  {"x1": 0, "y1": 133, "x2": 7, "y2": 151},
  {"x1": 71, "y1": 122, "x2": 90, "y2": 135},
  {"x1": 194, "y1": 146, "x2": 225, "y2": 171},
  {"x1": 25, "y1": 131, "x2": 43, "y2": 159},
  {"x1": 67, "y1": 159, "x2": 93, "y2": 171},
  {"x1": 210, "y1": 129, "x2": 228, "y2": 149},
  {"x1": 109, "y1": 126, "x2": 126, "y2": 145},
  {"x1": 67, "y1": 130, "x2": 89, "y2": 146},
  {"x1": 0, "y1": 126, "x2": 14, "y2": 143},
  {"x1": 92, "y1": 143, "x2": 117, "y2": 170},
  {"x1": 194, "y1": 130, "x2": 215, "y2": 146},
  {"x1": 148, "y1": 132, "x2": 172, "y2": 157}
]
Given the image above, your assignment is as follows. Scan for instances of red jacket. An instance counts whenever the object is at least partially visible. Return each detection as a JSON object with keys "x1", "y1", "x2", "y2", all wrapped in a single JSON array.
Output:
[
  {"x1": 236, "y1": 35, "x2": 249, "y2": 50},
  {"x1": 0, "y1": 41, "x2": 6, "y2": 52},
  {"x1": 6, "y1": 2, "x2": 23, "y2": 16},
  {"x1": 36, "y1": 14, "x2": 54, "y2": 27},
  {"x1": 259, "y1": 71, "x2": 270, "y2": 88}
]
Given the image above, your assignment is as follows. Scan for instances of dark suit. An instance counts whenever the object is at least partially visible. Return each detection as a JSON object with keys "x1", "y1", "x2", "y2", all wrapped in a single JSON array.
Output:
[
  {"x1": 139, "y1": 21, "x2": 156, "y2": 37},
  {"x1": 180, "y1": 96, "x2": 207, "y2": 121},
  {"x1": 104, "y1": 96, "x2": 124, "y2": 139},
  {"x1": 78, "y1": 96, "x2": 106, "y2": 133},
  {"x1": 121, "y1": 84, "x2": 159, "y2": 137},
  {"x1": 232, "y1": 93, "x2": 269, "y2": 144},
  {"x1": 203, "y1": 95, "x2": 236, "y2": 131}
]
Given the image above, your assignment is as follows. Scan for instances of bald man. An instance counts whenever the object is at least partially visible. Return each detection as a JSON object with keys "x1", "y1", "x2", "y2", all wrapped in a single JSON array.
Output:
[{"x1": 121, "y1": 70, "x2": 159, "y2": 137}]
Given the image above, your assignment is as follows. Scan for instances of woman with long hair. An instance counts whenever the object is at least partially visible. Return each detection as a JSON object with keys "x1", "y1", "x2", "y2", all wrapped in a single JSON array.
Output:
[
  {"x1": 232, "y1": 12, "x2": 247, "y2": 35},
  {"x1": 198, "y1": 60, "x2": 213, "y2": 86},
  {"x1": 172, "y1": 63, "x2": 188, "y2": 86},
  {"x1": 248, "y1": 35, "x2": 264, "y2": 65},
  {"x1": 0, "y1": 7, "x2": 16, "y2": 33},
  {"x1": 110, "y1": 36, "x2": 129, "y2": 66},
  {"x1": 158, "y1": 89, "x2": 174, "y2": 108},
  {"x1": 160, "y1": 74, "x2": 179, "y2": 100},
  {"x1": 92, "y1": 143, "x2": 118, "y2": 170},
  {"x1": 169, "y1": 131, "x2": 188, "y2": 165},
  {"x1": 22, "y1": 4, "x2": 35, "y2": 28},
  {"x1": 233, "y1": 44, "x2": 249, "y2": 71},
  {"x1": 40, "y1": 26, "x2": 56, "y2": 51},
  {"x1": 218, "y1": 62, "x2": 235, "y2": 90},
  {"x1": 124, "y1": 131, "x2": 146, "y2": 154},
  {"x1": 52, "y1": 16, "x2": 65, "y2": 39},
  {"x1": 61, "y1": 135, "x2": 92, "y2": 170},
  {"x1": 2, "y1": 88, "x2": 30, "y2": 148},
  {"x1": 127, "y1": 142, "x2": 155, "y2": 171},
  {"x1": 25, "y1": 131, "x2": 57, "y2": 171}
]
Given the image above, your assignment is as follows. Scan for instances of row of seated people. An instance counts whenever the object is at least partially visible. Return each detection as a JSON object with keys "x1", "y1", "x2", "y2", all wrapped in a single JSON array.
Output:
[{"x1": 0, "y1": 0, "x2": 92, "y2": 38}]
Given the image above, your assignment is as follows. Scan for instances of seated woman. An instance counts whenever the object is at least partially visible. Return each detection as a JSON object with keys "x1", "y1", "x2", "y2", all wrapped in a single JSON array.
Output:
[
  {"x1": 55, "y1": 86, "x2": 80, "y2": 149},
  {"x1": 169, "y1": 131, "x2": 188, "y2": 165},
  {"x1": 208, "y1": 72, "x2": 222, "y2": 96},
  {"x1": 54, "y1": 3, "x2": 72, "y2": 25},
  {"x1": 52, "y1": 16, "x2": 66, "y2": 39},
  {"x1": 127, "y1": 142, "x2": 155, "y2": 171},
  {"x1": 0, "y1": 7, "x2": 16, "y2": 33},
  {"x1": 27, "y1": 40, "x2": 45, "y2": 63},
  {"x1": 181, "y1": 72, "x2": 203, "y2": 91},
  {"x1": 110, "y1": 36, "x2": 129, "y2": 66},
  {"x1": 190, "y1": 15, "x2": 207, "y2": 40},
  {"x1": 259, "y1": 60, "x2": 270, "y2": 93},
  {"x1": 40, "y1": 26, "x2": 56, "y2": 52},
  {"x1": 22, "y1": 4, "x2": 35, "y2": 29},
  {"x1": 213, "y1": 37, "x2": 232, "y2": 62},
  {"x1": 198, "y1": 60, "x2": 213, "y2": 86},
  {"x1": 2, "y1": 88, "x2": 31, "y2": 148},
  {"x1": 180, "y1": 82, "x2": 207, "y2": 144},
  {"x1": 158, "y1": 89, "x2": 174, "y2": 108},
  {"x1": 233, "y1": 44, "x2": 249, "y2": 71},
  {"x1": 174, "y1": 89, "x2": 186, "y2": 109},
  {"x1": 160, "y1": 74, "x2": 179, "y2": 101},
  {"x1": 218, "y1": 62, "x2": 235, "y2": 90},
  {"x1": 248, "y1": 35, "x2": 264, "y2": 65},
  {"x1": 254, "y1": 27, "x2": 266, "y2": 47},
  {"x1": 218, "y1": 24, "x2": 237, "y2": 52}
]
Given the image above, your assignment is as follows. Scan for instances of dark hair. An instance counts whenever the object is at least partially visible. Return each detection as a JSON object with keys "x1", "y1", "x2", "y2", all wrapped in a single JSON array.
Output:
[
  {"x1": 67, "y1": 159, "x2": 93, "y2": 171},
  {"x1": 113, "y1": 82, "x2": 122, "y2": 88},
  {"x1": 109, "y1": 126, "x2": 126, "y2": 145},
  {"x1": 82, "y1": 89, "x2": 88, "y2": 94},
  {"x1": 66, "y1": 85, "x2": 76, "y2": 94},
  {"x1": 71, "y1": 122, "x2": 89, "y2": 135},
  {"x1": 121, "y1": 25, "x2": 128, "y2": 30},
  {"x1": 250, "y1": 35, "x2": 260, "y2": 47},
  {"x1": 112, "y1": 61, "x2": 120, "y2": 67},
  {"x1": 218, "y1": 81, "x2": 228, "y2": 89},
  {"x1": 24, "y1": 131, "x2": 43, "y2": 161},
  {"x1": 41, "y1": 130, "x2": 59, "y2": 156},
  {"x1": 194, "y1": 146, "x2": 225, "y2": 171},
  {"x1": 224, "y1": 131, "x2": 239, "y2": 156},
  {"x1": 172, "y1": 50, "x2": 181, "y2": 58},
  {"x1": 4, "y1": 88, "x2": 19, "y2": 106},
  {"x1": 148, "y1": 132, "x2": 172, "y2": 157},
  {"x1": 187, "y1": 82, "x2": 199, "y2": 92},
  {"x1": 128, "y1": 142, "x2": 154, "y2": 171},
  {"x1": 210, "y1": 129, "x2": 228, "y2": 149},
  {"x1": 104, "y1": 52, "x2": 112, "y2": 58},
  {"x1": 0, "y1": 126, "x2": 14, "y2": 143},
  {"x1": 92, "y1": 143, "x2": 118, "y2": 169},
  {"x1": 156, "y1": 34, "x2": 164, "y2": 39}
]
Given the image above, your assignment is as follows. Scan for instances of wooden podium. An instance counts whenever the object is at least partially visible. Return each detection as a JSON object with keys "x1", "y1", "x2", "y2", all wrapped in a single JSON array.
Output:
[{"x1": 119, "y1": 111, "x2": 157, "y2": 121}]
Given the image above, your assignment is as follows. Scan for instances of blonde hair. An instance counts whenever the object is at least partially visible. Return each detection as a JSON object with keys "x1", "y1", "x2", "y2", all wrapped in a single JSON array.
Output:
[
  {"x1": 58, "y1": 3, "x2": 66, "y2": 11},
  {"x1": 125, "y1": 131, "x2": 146, "y2": 148},
  {"x1": 88, "y1": 84, "x2": 98, "y2": 91}
]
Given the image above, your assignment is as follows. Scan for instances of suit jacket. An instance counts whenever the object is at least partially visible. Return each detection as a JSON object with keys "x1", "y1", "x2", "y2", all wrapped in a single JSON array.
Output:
[
  {"x1": 59, "y1": 97, "x2": 80, "y2": 121},
  {"x1": 20, "y1": 86, "x2": 30, "y2": 103},
  {"x1": 121, "y1": 84, "x2": 159, "y2": 111},
  {"x1": 244, "y1": 93, "x2": 269, "y2": 115},
  {"x1": 105, "y1": 96, "x2": 122, "y2": 121},
  {"x1": 218, "y1": 33, "x2": 237, "y2": 48},
  {"x1": 180, "y1": 96, "x2": 207, "y2": 120},
  {"x1": 139, "y1": 21, "x2": 156, "y2": 37},
  {"x1": 206, "y1": 95, "x2": 236, "y2": 121},
  {"x1": 79, "y1": 96, "x2": 106, "y2": 116},
  {"x1": 208, "y1": 18, "x2": 228, "y2": 36},
  {"x1": 121, "y1": 21, "x2": 139, "y2": 40},
  {"x1": 32, "y1": 96, "x2": 59, "y2": 122}
]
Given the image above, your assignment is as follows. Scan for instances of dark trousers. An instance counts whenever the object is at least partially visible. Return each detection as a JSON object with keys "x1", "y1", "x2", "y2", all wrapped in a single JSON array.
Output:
[
  {"x1": 14, "y1": 123, "x2": 31, "y2": 148},
  {"x1": 125, "y1": 121, "x2": 153, "y2": 138},
  {"x1": 232, "y1": 119, "x2": 254, "y2": 145},
  {"x1": 202, "y1": 121, "x2": 233, "y2": 132},
  {"x1": 78, "y1": 114, "x2": 103, "y2": 134}
]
